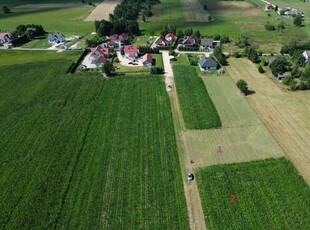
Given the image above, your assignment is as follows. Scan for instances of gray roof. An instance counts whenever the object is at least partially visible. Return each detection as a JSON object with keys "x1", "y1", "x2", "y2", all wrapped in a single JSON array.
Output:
[
  {"x1": 198, "y1": 57, "x2": 218, "y2": 68},
  {"x1": 201, "y1": 38, "x2": 214, "y2": 47},
  {"x1": 277, "y1": 71, "x2": 291, "y2": 79}
]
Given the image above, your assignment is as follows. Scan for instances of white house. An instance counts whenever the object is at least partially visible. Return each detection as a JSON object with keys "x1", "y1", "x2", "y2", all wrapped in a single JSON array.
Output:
[
  {"x1": 124, "y1": 45, "x2": 139, "y2": 60},
  {"x1": 0, "y1": 32, "x2": 14, "y2": 43},
  {"x1": 89, "y1": 46, "x2": 109, "y2": 66},
  {"x1": 48, "y1": 33, "x2": 65, "y2": 44}
]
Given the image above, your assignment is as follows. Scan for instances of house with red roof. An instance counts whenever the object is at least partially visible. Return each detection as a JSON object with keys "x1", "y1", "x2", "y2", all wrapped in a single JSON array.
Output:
[
  {"x1": 141, "y1": 53, "x2": 153, "y2": 66},
  {"x1": 0, "y1": 32, "x2": 14, "y2": 43},
  {"x1": 124, "y1": 45, "x2": 139, "y2": 60},
  {"x1": 165, "y1": 33, "x2": 176, "y2": 42},
  {"x1": 155, "y1": 36, "x2": 169, "y2": 47},
  {"x1": 89, "y1": 46, "x2": 109, "y2": 66},
  {"x1": 109, "y1": 33, "x2": 129, "y2": 45}
]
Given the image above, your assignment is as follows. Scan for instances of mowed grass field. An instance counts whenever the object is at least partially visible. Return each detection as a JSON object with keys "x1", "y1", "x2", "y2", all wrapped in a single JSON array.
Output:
[
  {"x1": 226, "y1": 58, "x2": 310, "y2": 184},
  {"x1": 184, "y1": 75, "x2": 284, "y2": 167},
  {"x1": 0, "y1": 6, "x2": 94, "y2": 35},
  {"x1": 0, "y1": 54, "x2": 189, "y2": 229},
  {"x1": 196, "y1": 158, "x2": 310, "y2": 229}
]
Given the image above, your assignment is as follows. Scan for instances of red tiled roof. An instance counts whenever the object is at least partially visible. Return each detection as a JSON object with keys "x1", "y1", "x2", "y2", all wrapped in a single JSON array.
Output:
[
  {"x1": 99, "y1": 56, "x2": 107, "y2": 63},
  {"x1": 124, "y1": 45, "x2": 138, "y2": 53},
  {"x1": 156, "y1": 36, "x2": 169, "y2": 45},
  {"x1": 142, "y1": 53, "x2": 153, "y2": 63},
  {"x1": 165, "y1": 33, "x2": 176, "y2": 40},
  {"x1": 91, "y1": 46, "x2": 109, "y2": 56}
]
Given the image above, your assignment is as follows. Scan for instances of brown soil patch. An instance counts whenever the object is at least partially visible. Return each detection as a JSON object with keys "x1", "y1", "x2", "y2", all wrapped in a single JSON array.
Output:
[
  {"x1": 226, "y1": 58, "x2": 310, "y2": 185},
  {"x1": 15, "y1": 3, "x2": 87, "y2": 8},
  {"x1": 84, "y1": 0, "x2": 123, "y2": 21},
  {"x1": 208, "y1": 1, "x2": 263, "y2": 16}
]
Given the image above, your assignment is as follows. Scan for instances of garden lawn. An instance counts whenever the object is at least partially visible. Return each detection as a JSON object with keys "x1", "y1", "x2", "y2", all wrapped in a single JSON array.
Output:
[
  {"x1": 196, "y1": 158, "x2": 310, "y2": 229},
  {"x1": 173, "y1": 64, "x2": 221, "y2": 129}
]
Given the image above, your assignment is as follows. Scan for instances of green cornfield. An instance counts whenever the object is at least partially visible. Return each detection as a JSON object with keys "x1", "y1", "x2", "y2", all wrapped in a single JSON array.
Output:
[
  {"x1": 196, "y1": 158, "x2": 310, "y2": 229},
  {"x1": 0, "y1": 58, "x2": 188, "y2": 229},
  {"x1": 173, "y1": 65, "x2": 221, "y2": 129}
]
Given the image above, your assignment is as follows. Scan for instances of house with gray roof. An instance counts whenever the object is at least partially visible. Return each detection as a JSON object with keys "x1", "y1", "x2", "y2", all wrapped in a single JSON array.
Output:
[
  {"x1": 182, "y1": 35, "x2": 195, "y2": 47},
  {"x1": 201, "y1": 38, "x2": 220, "y2": 51},
  {"x1": 198, "y1": 57, "x2": 218, "y2": 71},
  {"x1": 302, "y1": 50, "x2": 310, "y2": 63},
  {"x1": 48, "y1": 33, "x2": 65, "y2": 44}
]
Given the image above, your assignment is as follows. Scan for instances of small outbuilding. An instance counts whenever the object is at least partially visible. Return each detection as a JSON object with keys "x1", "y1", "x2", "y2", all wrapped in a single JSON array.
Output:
[
  {"x1": 198, "y1": 57, "x2": 218, "y2": 71},
  {"x1": 277, "y1": 71, "x2": 291, "y2": 81},
  {"x1": 141, "y1": 53, "x2": 153, "y2": 66},
  {"x1": 48, "y1": 33, "x2": 65, "y2": 44}
]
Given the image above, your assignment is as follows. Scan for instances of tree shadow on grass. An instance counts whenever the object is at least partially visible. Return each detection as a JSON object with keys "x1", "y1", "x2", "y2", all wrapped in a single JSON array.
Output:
[{"x1": 246, "y1": 90, "x2": 256, "y2": 96}]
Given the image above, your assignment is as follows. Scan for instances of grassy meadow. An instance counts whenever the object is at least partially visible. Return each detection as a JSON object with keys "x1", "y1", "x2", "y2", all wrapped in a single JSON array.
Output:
[
  {"x1": 183, "y1": 75, "x2": 284, "y2": 167},
  {"x1": 0, "y1": 53, "x2": 188, "y2": 229},
  {"x1": 0, "y1": 6, "x2": 95, "y2": 36},
  {"x1": 173, "y1": 65, "x2": 221, "y2": 129},
  {"x1": 197, "y1": 158, "x2": 310, "y2": 229}
]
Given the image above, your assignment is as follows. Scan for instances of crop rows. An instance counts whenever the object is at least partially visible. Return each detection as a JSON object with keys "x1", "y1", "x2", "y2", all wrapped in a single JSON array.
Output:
[
  {"x1": 173, "y1": 64, "x2": 221, "y2": 129},
  {"x1": 0, "y1": 59, "x2": 188, "y2": 229},
  {"x1": 196, "y1": 158, "x2": 310, "y2": 229}
]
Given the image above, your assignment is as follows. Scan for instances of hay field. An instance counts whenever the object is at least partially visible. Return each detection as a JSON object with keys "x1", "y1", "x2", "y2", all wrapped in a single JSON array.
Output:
[
  {"x1": 183, "y1": 76, "x2": 284, "y2": 167},
  {"x1": 226, "y1": 58, "x2": 310, "y2": 184},
  {"x1": 84, "y1": 0, "x2": 123, "y2": 21}
]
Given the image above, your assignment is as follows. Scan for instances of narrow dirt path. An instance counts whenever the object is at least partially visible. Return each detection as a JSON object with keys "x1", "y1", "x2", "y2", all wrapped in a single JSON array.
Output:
[{"x1": 162, "y1": 51, "x2": 207, "y2": 230}]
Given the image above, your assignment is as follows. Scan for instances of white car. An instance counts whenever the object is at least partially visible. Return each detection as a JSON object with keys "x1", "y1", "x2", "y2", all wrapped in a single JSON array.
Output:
[{"x1": 187, "y1": 172, "x2": 194, "y2": 181}]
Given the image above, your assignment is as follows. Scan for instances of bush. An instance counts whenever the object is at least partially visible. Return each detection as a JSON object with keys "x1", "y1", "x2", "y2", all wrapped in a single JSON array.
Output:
[
  {"x1": 236, "y1": 79, "x2": 249, "y2": 95},
  {"x1": 232, "y1": 52, "x2": 241, "y2": 58},
  {"x1": 282, "y1": 76, "x2": 293, "y2": 85},
  {"x1": 258, "y1": 65, "x2": 265, "y2": 73},
  {"x1": 265, "y1": 23, "x2": 276, "y2": 31},
  {"x1": 150, "y1": 67, "x2": 164, "y2": 74},
  {"x1": 2, "y1": 5, "x2": 10, "y2": 14}
]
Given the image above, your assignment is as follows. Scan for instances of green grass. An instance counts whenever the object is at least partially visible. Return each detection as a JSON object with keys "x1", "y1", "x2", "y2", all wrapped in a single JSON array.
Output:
[
  {"x1": 196, "y1": 158, "x2": 310, "y2": 229},
  {"x1": 173, "y1": 65, "x2": 221, "y2": 129},
  {"x1": 175, "y1": 54, "x2": 189, "y2": 65},
  {"x1": 0, "y1": 6, "x2": 95, "y2": 35},
  {"x1": 0, "y1": 55, "x2": 188, "y2": 229},
  {"x1": 0, "y1": 50, "x2": 82, "y2": 66},
  {"x1": 153, "y1": 53, "x2": 163, "y2": 68},
  {"x1": 21, "y1": 37, "x2": 50, "y2": 48},
  {"x1": 0, "y1": 0, "x2": 101, "y2": 5}
]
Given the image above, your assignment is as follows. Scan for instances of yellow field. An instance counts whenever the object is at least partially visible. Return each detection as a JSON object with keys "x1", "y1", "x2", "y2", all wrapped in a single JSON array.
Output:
[
  {"x1": 183, "y1": 75, "x2": 284, "y2": 167},
  {"x1": 226, "y1": 58, "x2": 310, "y2": 184}
]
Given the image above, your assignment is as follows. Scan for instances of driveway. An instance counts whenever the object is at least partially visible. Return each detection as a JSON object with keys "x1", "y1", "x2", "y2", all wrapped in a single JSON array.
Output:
[
  {"x1": 160, "y1": 50, "x2": 173, "y2": 91},
  {"x1": 116, "y1": 51, "x2": 143, "y2": 66}
]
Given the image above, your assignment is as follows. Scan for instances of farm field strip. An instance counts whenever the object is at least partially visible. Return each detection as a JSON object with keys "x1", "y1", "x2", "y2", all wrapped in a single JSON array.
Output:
[
  {"x1": 196, "y1": 158, "x2": 310, "y2": 229},
  {"x1": 226, "y1": 58, "x2": 310, "y2": 183},
  {"x1": 182, "y1": 0, "x2": 210, "y2": 22},
  {"x1": 173, "y1": 65, "x2": 221, "y2": 130},
  {"x1": 84, "y1": 0, "x2": 123, "y2": 21}
]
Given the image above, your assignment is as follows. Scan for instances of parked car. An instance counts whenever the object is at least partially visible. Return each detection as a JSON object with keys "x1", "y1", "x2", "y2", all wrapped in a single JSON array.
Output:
[
  {"x1": 128, "y1": 62, "x2": 133, "y2": 64},
  {"x1": 132, "y1": 62, "x2": 138, "y2": 65},
  {"x1": 187, "y1": 172, "x2": 194, "y2": 181}
]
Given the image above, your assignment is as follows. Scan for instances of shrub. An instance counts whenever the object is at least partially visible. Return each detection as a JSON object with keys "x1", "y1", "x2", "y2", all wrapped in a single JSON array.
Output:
[
  {"x1": 236, "y1": 79, "x2": 249, "y2": 95},
  {"x1": 258, "y1": 65, "x2": 265, "y2": 73},
  {"x1": 150, "y1": 66, "x2": 164, "y2": 74}
]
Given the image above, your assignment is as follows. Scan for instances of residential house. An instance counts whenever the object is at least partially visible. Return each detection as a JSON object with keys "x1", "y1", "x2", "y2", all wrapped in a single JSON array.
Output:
[
  {"x1": 102, "y1": 41, "x2": 119, "y2": 48},
  {"x1": 109, "y1": 33, "x2": 128, "y2": 45},
  {"x1": 141, "y1": 53, "x2": 153, "y2": 66},
  {"x1": 265, "y1": 3, "x2": 274, "y2": 11},
  {"x1": 302, "y1": 50, "x2": 310, "y2": 62},
  {"x1": 89, "y1": 46, "x2": 109, "y2": 66},
  {"x1": 48, "y1": 33, "x2": 65, "y2": 44},
  {"x1": 155, "y1": 36, "x2": 169, "y2": 47},
  {"x1": 165, "y1": 33, "x2": 176, "y2": 42},
  {"x1": 182, "y1": 35, "x2": 195, "y2": 47},
  {"x1": 0, "y1": 32, "x2": 14, "y2": 43},
  {"x1": 201, "y1": 38, "x2": 219, "y2": 51},
  {"x1": 198, "y1": 57, "x2": 218, "y2": 71},
  {"x1": 124, "y1": 45, "x2": 139, "y2": 60},
  {"x1": 277, "y1": 71, "x2": 291, "y2": 81}
]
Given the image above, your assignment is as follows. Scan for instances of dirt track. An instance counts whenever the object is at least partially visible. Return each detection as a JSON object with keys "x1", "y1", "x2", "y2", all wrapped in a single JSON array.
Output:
[
  {"x1": 84, "y1": 0, "x2": 123, "y2": 21},
  {"x1": 226, "y1": 58, "x2": 310, "y2": 185}
]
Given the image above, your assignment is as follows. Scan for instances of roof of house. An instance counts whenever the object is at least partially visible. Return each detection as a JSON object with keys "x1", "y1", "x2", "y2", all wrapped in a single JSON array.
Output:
[
  {"x1": 303, "y1": 50, "x2": 310, "y2": 57},
  {"x1": 155, "y1": 36, "x2": 169, "y2": 45},
  {"x1": 124, "y1": 45, "x2": 138, "y2": 53},
  {"x1": 165, "y1": 33, "x2": 176, "y2": 40},
  {"x1": 0, "y1": 32, "x2": 12, "y2": 39},
  {"x1": 119, "y1": 33, "x2": 128, "y2": 41},
  {"x1": 277, "y1": 71, "x2": 291, "y2": 78},
  {"x1": 99, "y1": 56, "x2": 107, "y2": 64},
  {"x1": 109, "y1": 34, "x2": 119, "y2": 40},
  {"x1": 142, "y1": 53, "x2": 153, "y2": 63},
  {"x1": 110, "y1": 33, "x2": 128, "y2": 41},
  {"x1": 198, "y1": 57, "x2": 218, "y2": 68},
  {"x1": 182, "y1": 35, "x2": 195, "y2": 45},
  {"x1": 201, "y1": 38, "x2": 214, "y2": 47},
  {"x1": 90, "y1": 46, "x2": 109, "y2": 56}
]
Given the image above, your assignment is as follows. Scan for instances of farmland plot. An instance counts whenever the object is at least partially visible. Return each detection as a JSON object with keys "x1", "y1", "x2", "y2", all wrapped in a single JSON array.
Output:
[
  {"x1": 182, "y1": 0, "x2": 210, "y2": 22},
  {"x1": 226, "y1": 58, "x2": 310, "y2": 184},
  {"x1": 173, "y1": 65, "x2": 221, "y2": 129},
  {"x1": 57, "y1": 75, "x2": 188, "y2": 229},
  {"x1": 183, "y1": 76, "x2": 284, "y2": 167},
  {"x1": 196, "y1": 158, "x2": 310, "y2": 229},
  {"x1": 0, "y1": 57, "x2": 188, "y2": 228}
]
